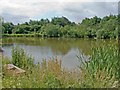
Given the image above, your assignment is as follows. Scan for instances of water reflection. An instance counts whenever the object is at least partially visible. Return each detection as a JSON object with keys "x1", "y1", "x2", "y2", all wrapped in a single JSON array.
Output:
[{"x1": 2, "y1": 37, "x2": 115, "y2": 69}]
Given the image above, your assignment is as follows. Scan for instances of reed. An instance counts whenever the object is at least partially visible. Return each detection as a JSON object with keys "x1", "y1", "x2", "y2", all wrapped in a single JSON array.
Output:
[
  {"x1": 11, "y1": 46, "x2": 34, "y2": 70},
  {"x1": 78, "y1": 45, "x2": 119, "y2": 88},
  {"x1": 2, "y1": 45, "x2": 119, "y2": 88}
]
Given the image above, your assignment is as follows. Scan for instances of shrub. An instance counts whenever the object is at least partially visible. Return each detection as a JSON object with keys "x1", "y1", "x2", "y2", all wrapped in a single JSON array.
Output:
[{"x1": 11, "y1": 46, "x2": 34, "y2": 70}]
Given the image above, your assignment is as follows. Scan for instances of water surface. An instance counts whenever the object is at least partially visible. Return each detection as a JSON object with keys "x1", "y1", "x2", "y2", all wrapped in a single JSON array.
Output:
[{"x1": 2, "y1": 37, "x2": 115, "y2": 69}]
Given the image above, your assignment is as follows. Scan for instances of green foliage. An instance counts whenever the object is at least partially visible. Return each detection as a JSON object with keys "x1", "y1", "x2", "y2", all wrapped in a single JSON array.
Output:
[
  {"x1": 78, "y1": 45, "x2": 119, "y2": 88},
  {"x1": 3, "y1": 34, "x2": 35, "y2": 37},
  {"x1": 44, "y1": 73, "x2": 61, "y2": 88},
  {"x1": 2, "y1": 22, "x2": 14, "y2": 34},
  {"x1": 2, "y1": 57, "x2": 11, "y2": 65},
  {"x1": 51, "y1": 16, "x2": 73, "y2": 27},
  {"x1": 11, "y1": 46, "x2": 34, "y2": 69},
  {"x1": 40, "y1": 24, "x2": 61, "y2": 37},
  {"x1": 2, "y1": 15, "x2": 118, "y2": 39},
  {"x1": 2, "y1": 45, "x2": 119, "y2": 88}
]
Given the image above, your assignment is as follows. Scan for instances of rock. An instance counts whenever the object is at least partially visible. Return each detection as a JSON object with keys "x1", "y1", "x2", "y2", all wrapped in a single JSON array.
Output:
[{"x1": 4, "y1": 64, "x2": 26, "y2": 75}]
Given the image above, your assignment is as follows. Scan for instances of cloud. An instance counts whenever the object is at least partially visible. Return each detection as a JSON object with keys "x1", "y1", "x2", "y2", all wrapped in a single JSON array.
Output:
[
  {"x1": 60, "y1": 2, "x2": 118, "y2": 22},
  {"x1": 0, "y1": 0, "x2": 119, "y2": 24},
  {"x1": 1, "y1": 13, "x2": 30, "y2": 24}
]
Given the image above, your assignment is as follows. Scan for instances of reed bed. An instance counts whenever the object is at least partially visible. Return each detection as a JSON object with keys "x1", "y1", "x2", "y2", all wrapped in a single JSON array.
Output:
[{"x1": 2, "y1": 45, "x2": 119, "y2": 88}]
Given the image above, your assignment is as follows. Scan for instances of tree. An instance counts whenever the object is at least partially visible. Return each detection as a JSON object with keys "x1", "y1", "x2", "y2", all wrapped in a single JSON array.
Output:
[
  {"x1": 51, "y1": 16, "x2": 72, "y2": 27},
  {"x1": 2, "y1": 14, "x2": 118, "y2": 39},
  {"x1": 2, "y1": 22, "x2": 14, "y2": 34},
  {"x1": 41, "y1": 24, "x2": 61, "y2": 37}
]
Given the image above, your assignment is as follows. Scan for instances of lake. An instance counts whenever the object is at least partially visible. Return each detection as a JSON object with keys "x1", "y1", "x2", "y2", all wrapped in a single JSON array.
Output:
[{"x1": 2, "y1": 37, "x2": 115, "y2": 69}]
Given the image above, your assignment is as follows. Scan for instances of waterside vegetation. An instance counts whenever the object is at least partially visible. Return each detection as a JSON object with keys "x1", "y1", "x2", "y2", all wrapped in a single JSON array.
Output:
[
  {"x1": 2, "y1": 15, "x2": 118, "y2": 39},
  {"x1": 2, "y1": 44, "x2": 119, "y2": 88}
]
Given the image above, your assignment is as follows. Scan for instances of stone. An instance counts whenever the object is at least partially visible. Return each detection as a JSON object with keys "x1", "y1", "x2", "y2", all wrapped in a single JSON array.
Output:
[{"x1": 4, "y1": 64, "x2": 26, "y2": 75}]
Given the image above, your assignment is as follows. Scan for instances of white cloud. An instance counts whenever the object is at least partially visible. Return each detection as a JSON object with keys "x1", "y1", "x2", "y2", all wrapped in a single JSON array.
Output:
[
  {"x1": 1, "y1": 1, "x2": 64, "y2": 17},
  {"x1": 0, "y1": 0, "x2": 118, "y2": 24}
]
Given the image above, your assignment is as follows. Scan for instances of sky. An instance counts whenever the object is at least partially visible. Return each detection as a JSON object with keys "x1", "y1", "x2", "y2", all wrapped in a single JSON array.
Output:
[{"x1": 0, "y1": 0, "x2": 119, "y2": 24}]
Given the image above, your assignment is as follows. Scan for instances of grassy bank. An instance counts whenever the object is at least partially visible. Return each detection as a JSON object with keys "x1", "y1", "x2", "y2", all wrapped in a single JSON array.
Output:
[
  {"x1": 2, "y1": 45, "x2": 119, "y2": 88},
  {"x1": 2, "y1": 34, "x2": 118, "y2": 40},
  {"x1": 3, "y1": 34, "x2": 36, "y2": 37}
]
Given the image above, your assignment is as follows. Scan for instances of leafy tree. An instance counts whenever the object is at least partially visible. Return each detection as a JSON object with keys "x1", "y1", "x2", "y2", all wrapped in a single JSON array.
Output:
[
  {"x1": 2, "y1": 22, "x2": 14, "y2": 34},
  {"x1": 51, "y1": 16, "x2": 72, "y2": 27},
  {"x1": 2, "y1": 14, "x2": 118, "y2": 39},
  {"x1": 41, "y1": 24, "x2": 61, "y2": 37}
]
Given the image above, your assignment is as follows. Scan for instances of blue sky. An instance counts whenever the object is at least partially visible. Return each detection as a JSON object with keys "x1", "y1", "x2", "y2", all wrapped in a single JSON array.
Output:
[{"x1": 0, "y1": 0, "x2": 119, "y2": 24}]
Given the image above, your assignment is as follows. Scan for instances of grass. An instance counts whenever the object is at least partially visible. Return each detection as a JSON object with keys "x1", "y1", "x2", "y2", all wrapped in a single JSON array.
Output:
[
  {"x1": 3, "y1": 34, "x2": 36, "y2": 37},
  {"x1": 3, "y1": 58, "x2": 80, "y2": 88},
  {"x1": 11, "y1": 46, "x2": 34, "y2": 70},
  {"x1": 0, "y1": 52, "x2": 2, "y2": 89},
  {"x1": 2, "y1": 45, "x2": 119, "y2": 88},
  {"x1": 77, "y1": 45, "x2": 119, "y2": 88},
  {"x1": 3, "y1": 33, "x2": 49, "y2": 37}
]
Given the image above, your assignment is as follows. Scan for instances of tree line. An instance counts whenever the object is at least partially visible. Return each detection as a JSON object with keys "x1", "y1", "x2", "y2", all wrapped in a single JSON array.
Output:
[{"x1": 1, "y1": 15, "x2": 118, "y2": 39}]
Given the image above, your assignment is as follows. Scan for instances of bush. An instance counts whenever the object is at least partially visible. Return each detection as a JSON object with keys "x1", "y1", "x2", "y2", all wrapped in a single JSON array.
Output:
[{"x1": 12, "y1": 46, "x2": 34, "y2": 70}]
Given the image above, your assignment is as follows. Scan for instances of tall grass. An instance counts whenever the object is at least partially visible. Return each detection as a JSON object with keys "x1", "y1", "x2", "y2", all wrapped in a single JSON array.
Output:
[
  {"x1": 12, "y1": 46, "x2": 34, "y2": 70},
  {"x1": 2, "y1": 45, "x2": 119, "y2": 88},
  {"x1": 77, "y1": 45, "x2": 119, "y2": 88},
  {"x1": 3, "y1": 57, "x2": 80, "y2": 88}
]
